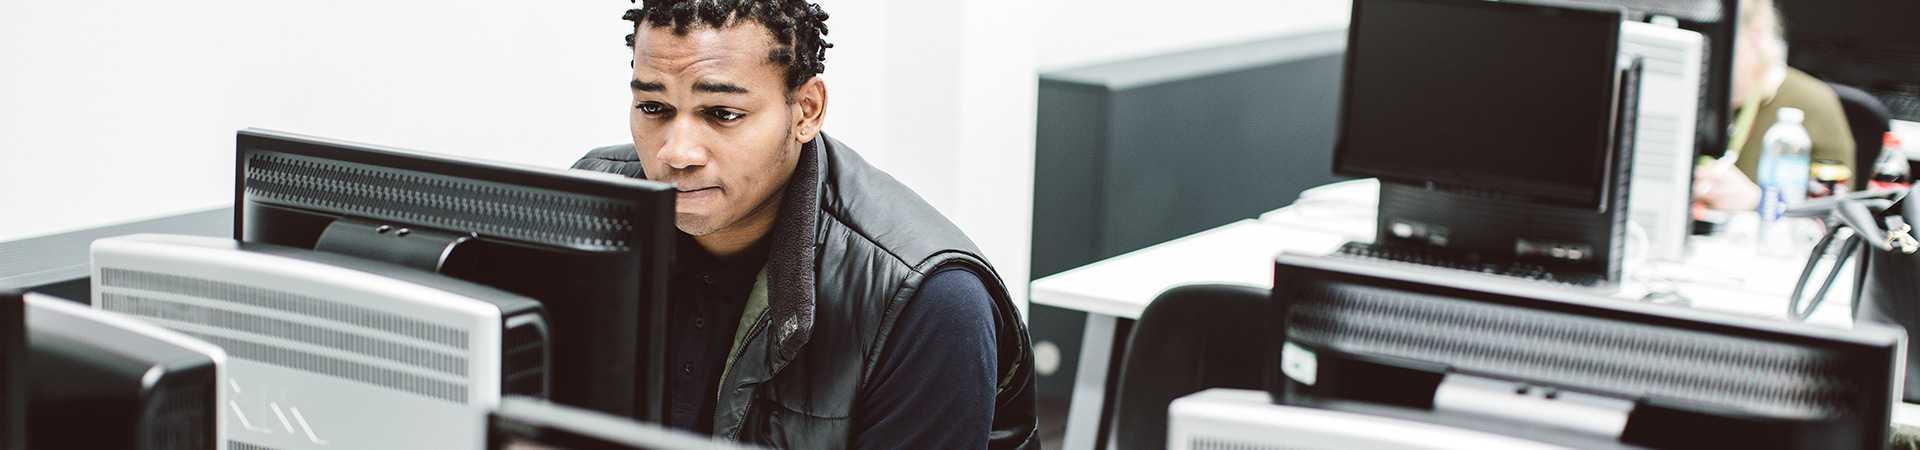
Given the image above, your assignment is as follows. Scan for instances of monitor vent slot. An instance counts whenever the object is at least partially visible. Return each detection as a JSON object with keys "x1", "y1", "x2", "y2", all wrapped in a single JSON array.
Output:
[
  {"x1": 1286, "y1": 282, "x2": 1859, "y2": 420},
  {"x1": 244, "y1": 153, "x2": 639, "y2": 250},
  {"x1": 187, "y1": 332, "x2": 468, "y2": 404},
  {"x1": 100, "y1": 268, "x2": 468, "y2": 349},
  {"x1": 230, "y1": 441, "x2": 285, "y2": 450},
  {"x1": 1190, "y1": 437, "x2": 1304, "y2": 450},
  {"x1": 103, "y1": 294, "x2": 468, "y2": 377},
  {"x1": 500, "y1": 316, "x2": 550, "y2": 398},
  {"x1": 143, "y1": 378, "x2": 212, "y2": 450}
]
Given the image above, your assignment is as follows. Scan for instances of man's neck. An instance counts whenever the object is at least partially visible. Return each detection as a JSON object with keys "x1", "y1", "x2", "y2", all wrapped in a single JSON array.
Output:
[
  {"x1": 692, "y1": 192, "x2": 785, "y2": 260},
  {"x1": 692, "y1": 231, "x2": 769, "y2": 261}
]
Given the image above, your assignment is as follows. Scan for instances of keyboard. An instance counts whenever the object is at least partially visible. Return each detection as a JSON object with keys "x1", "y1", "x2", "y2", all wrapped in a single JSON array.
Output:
[{"x1": 1332, "y1": 241, "x2": 1608, "y2": 288}]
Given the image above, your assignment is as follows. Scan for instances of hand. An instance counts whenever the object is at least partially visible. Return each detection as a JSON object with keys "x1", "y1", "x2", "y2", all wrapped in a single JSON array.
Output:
[{"x1": 1693, "y1": 165, "x2": 1761, "y2": 211}]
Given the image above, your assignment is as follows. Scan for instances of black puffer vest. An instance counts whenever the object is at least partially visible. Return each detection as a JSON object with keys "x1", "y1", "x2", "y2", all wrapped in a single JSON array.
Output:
[{"x1": 573, "y1": 134, "x2": 1041, "y2": 449}]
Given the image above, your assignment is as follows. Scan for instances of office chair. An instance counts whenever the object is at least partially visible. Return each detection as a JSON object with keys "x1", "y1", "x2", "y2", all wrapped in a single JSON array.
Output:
[
  {"x1": 1826, "y1": 81, "x2": 1893, "y2": 191},
  {"x1": 1109, "y1": 284, "x2": 1269, "y2": 450}
]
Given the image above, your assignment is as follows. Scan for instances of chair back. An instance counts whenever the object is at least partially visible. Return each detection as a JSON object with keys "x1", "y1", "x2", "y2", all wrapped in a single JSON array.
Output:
[
  {"x1": 1826, "y1": 81, "x2": 1893, "y2": 191},
  {"x1": 1111, "y1": 284, "x2": 1269, "y2": 450}
]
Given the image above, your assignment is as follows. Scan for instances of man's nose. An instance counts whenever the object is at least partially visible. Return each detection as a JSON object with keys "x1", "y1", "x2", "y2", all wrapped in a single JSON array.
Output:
[{"x1": 657, "y1": 119, "x2": 709, "y2": 170}]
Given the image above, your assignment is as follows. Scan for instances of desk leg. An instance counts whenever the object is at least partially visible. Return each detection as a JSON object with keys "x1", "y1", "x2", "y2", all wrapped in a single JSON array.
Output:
[{"x1": 1062, "y1": 313, "x2": 1121, "y2": 450}]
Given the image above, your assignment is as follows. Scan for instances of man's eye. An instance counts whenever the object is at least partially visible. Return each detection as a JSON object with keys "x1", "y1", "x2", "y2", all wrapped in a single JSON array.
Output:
[
  {"x1": 635, "y1": 103, "x2": 668, "y2": 115},
  {"x1": 709, "y1": 110, "x2": 745, "y2": 121}
]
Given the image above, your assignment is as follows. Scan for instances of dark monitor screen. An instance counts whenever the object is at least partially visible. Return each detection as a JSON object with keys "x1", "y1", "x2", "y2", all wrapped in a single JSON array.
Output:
[
  {"x1": 0, "y1": 291, "x2": 22, "y2": 450},
  {"x1": 233, "y1": 129, "x2": 676, "y2": 422},
  {"x1": 1779, "y1": 0, "x2": 1920, "y2": 121},
  {"x1": 1269, "y1": 253, "x2": 1903, "y2": 450},
  {"x1": 1335, "y1": 0, "x2": 1624, "y2": 210}
]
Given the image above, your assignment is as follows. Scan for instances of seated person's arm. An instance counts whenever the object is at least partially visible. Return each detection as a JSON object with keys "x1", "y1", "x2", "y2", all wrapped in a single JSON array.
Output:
[
  {"x1": 851, "y1": 266, "x2": 999, "y2": 449},
  {"x1": 1695, "y1": 165, "x2": 1762, "y2": 211}
]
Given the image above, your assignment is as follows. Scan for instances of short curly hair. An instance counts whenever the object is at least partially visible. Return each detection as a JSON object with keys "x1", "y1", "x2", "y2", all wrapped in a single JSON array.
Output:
[{"x1": 623, "y1": 0, "x2": 832, "y2": 93}]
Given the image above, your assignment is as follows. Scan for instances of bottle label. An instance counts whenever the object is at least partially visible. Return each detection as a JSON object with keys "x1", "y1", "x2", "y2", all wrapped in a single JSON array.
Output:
[{"x1": 1760, "y1": 186, "x2": 1785, "y2": 221}]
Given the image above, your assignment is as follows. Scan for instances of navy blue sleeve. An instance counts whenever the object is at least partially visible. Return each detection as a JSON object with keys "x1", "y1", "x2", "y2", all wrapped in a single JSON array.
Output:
[{"x1": 851, "y1": 266, "x2": 1000, "y2": 449}]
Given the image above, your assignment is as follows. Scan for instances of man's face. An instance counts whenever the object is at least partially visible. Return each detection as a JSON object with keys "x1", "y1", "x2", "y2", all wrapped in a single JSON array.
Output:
[{"x1": 631, "y1": 22, "x2": 807, "y2": 237}]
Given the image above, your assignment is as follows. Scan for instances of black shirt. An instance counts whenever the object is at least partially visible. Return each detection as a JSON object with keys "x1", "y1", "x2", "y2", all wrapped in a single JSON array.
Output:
[
  {"x1": 665, "y1": 234, "x2": 765, "y2": 433},
  {"x1": 665, "y1": 237, "x2": 999, "y2": 447}
]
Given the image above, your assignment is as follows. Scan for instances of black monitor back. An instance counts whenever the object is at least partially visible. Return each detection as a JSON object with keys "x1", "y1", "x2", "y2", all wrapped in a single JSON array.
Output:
[
  {"x1": 0, "y1": 291, "x2": 23, "y2": 450},
  {"x1": 232, "y1": 129, "x2": 676, "y2": 421},
  {"x1": 23, "y1": 291, "x2": 223, "y2": 450},
  {"x1": 1268, "y1": 253, "x2": 1904, "y2": 450}
]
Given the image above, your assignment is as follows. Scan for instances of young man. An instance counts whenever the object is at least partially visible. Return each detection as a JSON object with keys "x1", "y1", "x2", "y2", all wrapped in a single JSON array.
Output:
[{"x1": 571, "y1": 1, "x2": 1041, "y2": 448}]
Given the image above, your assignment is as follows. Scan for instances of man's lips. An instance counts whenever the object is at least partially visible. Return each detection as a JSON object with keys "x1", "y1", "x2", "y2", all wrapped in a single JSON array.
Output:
[{"x1": 676, "y1": 186, "x2": 719, "y2": 199}]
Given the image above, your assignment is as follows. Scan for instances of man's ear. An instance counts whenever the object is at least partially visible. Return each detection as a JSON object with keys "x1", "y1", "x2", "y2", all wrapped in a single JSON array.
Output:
[{"x1": 793, "y1": 76, "x2": 827, "y2": 144}]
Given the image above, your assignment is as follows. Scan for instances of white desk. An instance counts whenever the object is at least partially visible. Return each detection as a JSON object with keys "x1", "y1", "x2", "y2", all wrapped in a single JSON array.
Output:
[{"x1": 1034, "y1": 178, "x2": 1893, "y2": 450}]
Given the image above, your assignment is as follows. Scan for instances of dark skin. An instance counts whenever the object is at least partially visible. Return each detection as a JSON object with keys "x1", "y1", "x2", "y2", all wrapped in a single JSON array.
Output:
[{"x1": 629, "y1": 21, "x2": 828, "y2": 259}]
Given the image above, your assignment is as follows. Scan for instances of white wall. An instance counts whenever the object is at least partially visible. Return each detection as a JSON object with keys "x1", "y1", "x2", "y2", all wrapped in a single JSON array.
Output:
[
  {"x1": 0, "y1": 1, "x2": 1038, "y2": 309},
  {"x1": 0, "y1": 2, "x2": 638, "y2": 239},
  {"x1": 1036, "y1": 0, "x2": 1352, "y2": 71}
]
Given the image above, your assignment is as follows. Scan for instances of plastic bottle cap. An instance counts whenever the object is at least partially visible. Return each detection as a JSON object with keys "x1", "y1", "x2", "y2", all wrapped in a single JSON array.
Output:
[{"x1": 1776, "y1": 107, "x2": 1805, "y2": 124}]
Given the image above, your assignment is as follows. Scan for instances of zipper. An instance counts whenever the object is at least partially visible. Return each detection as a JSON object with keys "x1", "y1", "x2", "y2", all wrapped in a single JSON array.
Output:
[{"x1": 713, "y1": 313, "x2": 772, "y2": 437}]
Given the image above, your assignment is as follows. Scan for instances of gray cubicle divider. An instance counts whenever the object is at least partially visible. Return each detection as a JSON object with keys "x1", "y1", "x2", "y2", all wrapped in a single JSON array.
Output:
[
  {"x1": 1028, "y1": 29, "x2": 1349, "y2": 401},
  {"x1": 0, "y1": 207, "x2": 232, "y2": 300}
]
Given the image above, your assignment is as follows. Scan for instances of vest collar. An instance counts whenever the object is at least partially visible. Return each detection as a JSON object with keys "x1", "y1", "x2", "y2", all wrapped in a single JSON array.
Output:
[{"x1": 762, "y1": 136, "x2": 825, "y2": 363}]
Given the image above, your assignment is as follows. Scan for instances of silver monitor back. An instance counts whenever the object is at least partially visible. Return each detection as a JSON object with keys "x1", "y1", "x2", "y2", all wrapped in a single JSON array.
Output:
[
  {"x1": 1168, "y1": 389, "x2": 1579, "y2": 450},
  {"x1": 91, "y1": 234, "x2": 549, "y2": 450}
]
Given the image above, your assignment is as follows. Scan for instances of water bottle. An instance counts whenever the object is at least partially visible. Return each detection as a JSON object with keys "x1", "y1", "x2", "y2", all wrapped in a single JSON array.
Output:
[{"x1": 1756, "y1": 107, "x2": 1812, "y2": 255}]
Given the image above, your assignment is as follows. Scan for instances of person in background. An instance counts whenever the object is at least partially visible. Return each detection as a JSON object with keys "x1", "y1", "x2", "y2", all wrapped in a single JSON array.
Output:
[
  {"x1": 1692, "y1": 0, "x2": 1855, "y2": 211},
  {"x1": 570, "y1": 0, "x2": 1041, "y2": 448}
]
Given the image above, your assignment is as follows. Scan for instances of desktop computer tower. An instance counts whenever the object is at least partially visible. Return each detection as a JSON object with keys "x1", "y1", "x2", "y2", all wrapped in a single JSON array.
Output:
[
  {"x1": 1619, "y1": 20, "x2": 1705, "y2": 262},
  {"x1": 90, "y1": 234, "x2": 550, "y2": 450}
]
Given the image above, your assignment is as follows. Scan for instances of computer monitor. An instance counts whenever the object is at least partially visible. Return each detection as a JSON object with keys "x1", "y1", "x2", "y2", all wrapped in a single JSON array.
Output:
[
  {"x1": 91, "y1": 233, "x2": 550, "y2": 450},
  {"x1": 1523, "y1": 0, "x2": 1741, "y2": 160},
  {"x1": 0, "y1": 290, "x2": 24, "y2": 450},
  {"x1": 21, "y1": 290, "x2": 227, "y2": 450},
  {"x1": 488, "y1": 396, "x2": 760, "y2": 450},
  {"x1": 1780, "y1": 0, "x2": 1920, "y2": 122},
  {"x1": 1333, "y1": 0, "x2": 1636, "y2": 284},
  {"x1": 232, "y1": 129, "x2": 675, "y2": 421},
  {"x1": 1268, "y1": 252, "x2": 1905, "y2": 449},
  {"x1": 1335, "y1": 0, "x2": 1625, "y2": 211}
]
